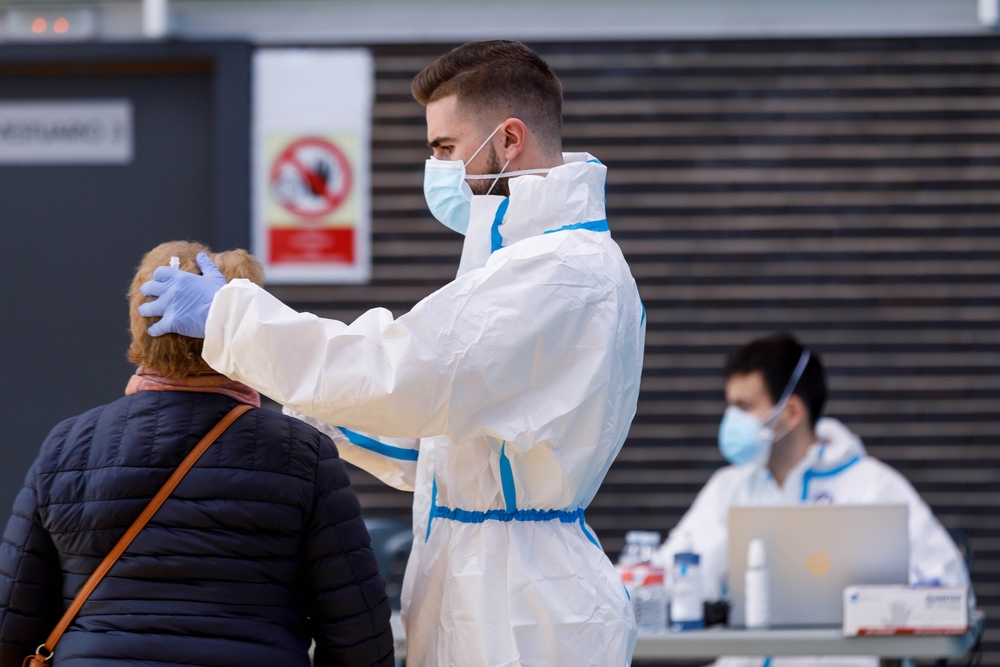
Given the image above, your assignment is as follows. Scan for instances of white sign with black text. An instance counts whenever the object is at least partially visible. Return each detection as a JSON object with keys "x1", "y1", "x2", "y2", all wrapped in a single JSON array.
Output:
[{"x1": 0, "y1": 99, "x2": 133, "y2": 165}]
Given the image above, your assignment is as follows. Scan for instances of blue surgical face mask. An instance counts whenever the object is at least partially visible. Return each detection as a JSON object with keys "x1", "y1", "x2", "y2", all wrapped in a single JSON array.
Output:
[
  {"x1": 718, "y1": 406, "x2": 778, "y2": 467},
  {"x1": 423, "y1": 123, "x2": 550, "y2": 235},
  {"x1": 718, "y1": 350, "x2": 811, "y2": 467},
  {"x1": 424, "y1": 159, "x2": 476, "y2": 234}
]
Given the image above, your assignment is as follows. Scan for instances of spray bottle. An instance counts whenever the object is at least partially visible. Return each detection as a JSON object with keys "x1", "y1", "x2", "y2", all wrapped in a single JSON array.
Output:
[{"x1": 745, "y1": 538, "x2": 770, "y2": 629}]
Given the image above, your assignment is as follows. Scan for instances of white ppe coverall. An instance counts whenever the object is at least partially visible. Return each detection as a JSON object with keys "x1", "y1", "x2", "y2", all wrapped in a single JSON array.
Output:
[
  {"x1": 202, "y1": 154, "x2": 644, "y2": 667},
  {"x1": 654, "y1": 417, "x2": 971, "y2": 667}
]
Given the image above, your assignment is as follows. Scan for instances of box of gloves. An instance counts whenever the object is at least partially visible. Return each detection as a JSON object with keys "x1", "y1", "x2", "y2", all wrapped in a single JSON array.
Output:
[{"x1": 843, "y1": 586, "x2": 968, "y2": 637}]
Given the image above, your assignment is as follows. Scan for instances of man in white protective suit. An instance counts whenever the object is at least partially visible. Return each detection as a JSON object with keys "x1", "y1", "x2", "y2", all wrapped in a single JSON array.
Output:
[
  {"x1": 137, "y1": 41, "x2": 643, "y2": 666},
  {"x1": 653, "y1": 333, "x2": 971, "y2": 667}
]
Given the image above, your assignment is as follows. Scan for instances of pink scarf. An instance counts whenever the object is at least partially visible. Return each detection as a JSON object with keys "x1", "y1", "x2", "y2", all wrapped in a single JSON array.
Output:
[{"x1": 125, "y1": 368, "x2": 261, "y2": 408}]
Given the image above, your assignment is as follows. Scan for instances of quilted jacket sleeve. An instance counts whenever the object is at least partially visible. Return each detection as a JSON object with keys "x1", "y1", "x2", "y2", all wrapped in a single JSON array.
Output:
[
  {"x1": 304, "y1": 432, "x2": 394, "y2": 667},
  {"x1": 0, "y1": 464, "x2": 62, "y2": 667}
]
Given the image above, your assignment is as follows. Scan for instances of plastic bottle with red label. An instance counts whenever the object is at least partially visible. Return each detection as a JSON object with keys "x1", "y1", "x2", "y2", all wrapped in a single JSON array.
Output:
[
  {"x1": 634, "y1": 567, "x2": 669, "y2": 633},
  {"x1": 617, "y1": 531, "x2": 668, "y2": 633}
]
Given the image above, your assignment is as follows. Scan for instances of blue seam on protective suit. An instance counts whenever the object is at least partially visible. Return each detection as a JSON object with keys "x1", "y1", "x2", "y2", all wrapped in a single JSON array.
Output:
[
  {"x1": 425, "y1": 477, "x2": 438, "y2": 542},
  {"x1": 640, "y1": 301, "x2": 646, "y2": 326},
  {"x1": 433, "y1": 505, "x2": 585, "y2": 524},
  {"x1": 544, "y1": 219, "x2": 610, "y2": 235},
  {"x1": 586, "y1": 157, "x2": 607, "y2": 202},
  {"x1": 499, "y1": 442, "x2": 517, "y2": 512},
  {"x1": 584, "y1": 156, "x2": 608, "y2": 202},
  {"x1": 578, "y1": 514, "x2": 601, "y2": 548},
  {"x1": 432, "y1": 503, "x2": 603, "y2": 549},
  {"x1": 801, "y1": 456, "x2": 861, "y2": 501},
  {"x1": 338, "y1": 427, "x2": 419, "y2": 461},
  {"x1": 762, "y1": 658, "x2": 772, "y2": 667},
  {"x1": 490, "y1": 198, "x2": 511, "y2": 253}
]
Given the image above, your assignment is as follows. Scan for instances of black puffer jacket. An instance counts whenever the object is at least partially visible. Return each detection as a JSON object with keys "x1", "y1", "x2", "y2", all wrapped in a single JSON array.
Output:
[{"x1": 0, "y1": 390, "x2": 393, "y2": 667}]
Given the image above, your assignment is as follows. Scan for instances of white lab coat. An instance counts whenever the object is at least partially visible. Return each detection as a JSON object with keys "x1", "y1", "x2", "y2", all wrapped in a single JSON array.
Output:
[
  {"x1": 202, "y1": 154, "x2": 643, "y2": 667},
  {"x1": 653, "y1": 417, "x2": 971, "y2": 667}
]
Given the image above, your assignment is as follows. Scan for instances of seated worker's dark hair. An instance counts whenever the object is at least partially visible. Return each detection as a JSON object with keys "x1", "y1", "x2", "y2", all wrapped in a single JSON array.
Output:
[
  {"x1": 411, "y1": 40, "x2": 563, "y2": 154},
  {"x1": 724, "y1": 333, "x2": 827, "y2": 428}
]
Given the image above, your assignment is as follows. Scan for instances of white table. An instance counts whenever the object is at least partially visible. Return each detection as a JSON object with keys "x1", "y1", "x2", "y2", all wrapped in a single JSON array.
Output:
[
  {"x1": 633, "y1": 612, "x2": 984, "y2": 662},
  {"x1": 389, "y1": 612, "x2": 984, "y2": 664}
]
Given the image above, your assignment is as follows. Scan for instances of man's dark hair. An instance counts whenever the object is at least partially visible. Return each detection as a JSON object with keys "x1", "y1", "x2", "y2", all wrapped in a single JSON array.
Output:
[
  {"x1": 411, "y1": 40, "x2": 563, "y2": 153},
  {"x1": 724, "y1": 333, "x2": 827, "y2": 428}
]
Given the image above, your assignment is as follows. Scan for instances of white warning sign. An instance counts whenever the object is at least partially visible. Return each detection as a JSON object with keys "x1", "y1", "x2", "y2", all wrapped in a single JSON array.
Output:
[{"x1": 252, "y1": 49, "x2": 373, "y2": 285}]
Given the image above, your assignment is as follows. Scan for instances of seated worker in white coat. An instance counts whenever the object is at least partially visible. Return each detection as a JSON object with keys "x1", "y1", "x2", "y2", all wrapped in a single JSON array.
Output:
[
  {"x1": 137, "y1": 41, "x2": 643, "y2": 667},
  {"x1": 654, "y1": 333, "x2": 970, "y2": 667}
]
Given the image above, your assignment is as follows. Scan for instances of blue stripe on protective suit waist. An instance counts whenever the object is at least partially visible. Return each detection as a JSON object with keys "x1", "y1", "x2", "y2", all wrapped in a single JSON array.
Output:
[
  {"x1": 427, "y1": 484, "x2": 601, "y2": 548},
  {"x1": 433, "y1": 506, "x2": 585, "y2": 524},
  {"x1": 425, "y1": 442, "x2": 603, "y2": 549}
]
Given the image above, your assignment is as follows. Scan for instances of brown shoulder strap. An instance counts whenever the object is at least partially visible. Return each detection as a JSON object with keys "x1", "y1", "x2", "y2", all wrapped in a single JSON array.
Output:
[{"x1": 29, "y1": 403, "x2": 253, "y2": 663}]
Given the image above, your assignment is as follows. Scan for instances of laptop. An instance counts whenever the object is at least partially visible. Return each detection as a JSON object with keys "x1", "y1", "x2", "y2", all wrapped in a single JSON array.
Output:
[{"x1": 728, "y1": 505, "x2": 909, "y2": 628}]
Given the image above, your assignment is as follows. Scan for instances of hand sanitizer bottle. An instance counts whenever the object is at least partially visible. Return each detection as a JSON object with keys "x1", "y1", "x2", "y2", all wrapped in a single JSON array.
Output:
[
  {"x1": 670, "y1": 533, "x2": 704, "y2": 631},
  {"x1": 745, "y1": 538, "x2": 770, "y2": 629}
]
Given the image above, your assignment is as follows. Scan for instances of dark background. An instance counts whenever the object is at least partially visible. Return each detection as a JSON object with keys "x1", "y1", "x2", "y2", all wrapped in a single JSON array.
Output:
[
  {"x1": 0, "y1": 42, "x2": 250, "y2": 519},
  {"x1": 292, "y1": 36, "x2": 998, "y2": 664}
]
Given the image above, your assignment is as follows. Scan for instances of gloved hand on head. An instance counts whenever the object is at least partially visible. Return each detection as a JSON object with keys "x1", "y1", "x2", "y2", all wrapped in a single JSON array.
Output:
[{"x1": 138, "y1": 252, "x2": 228, "y2": 338}]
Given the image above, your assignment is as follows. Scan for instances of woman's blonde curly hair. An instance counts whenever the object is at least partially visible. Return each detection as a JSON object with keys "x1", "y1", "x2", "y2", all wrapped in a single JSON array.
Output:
[{"x1": 128, "y1": 241, "x2": 264, "y2": 378}]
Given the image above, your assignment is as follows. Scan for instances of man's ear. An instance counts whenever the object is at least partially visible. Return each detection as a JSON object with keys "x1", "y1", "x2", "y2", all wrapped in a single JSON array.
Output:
[
  {"x1": 782, "y1": 394, "x2": 809, "y2": 432},
  {"x1": 498, "y1": 118, "x2": 528, "y2": 162}
]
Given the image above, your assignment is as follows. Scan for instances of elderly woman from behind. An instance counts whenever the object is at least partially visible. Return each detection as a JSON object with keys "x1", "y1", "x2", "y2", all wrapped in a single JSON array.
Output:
[{"x1": 0, "y1": 241, "x2": 393, "y2": 667}]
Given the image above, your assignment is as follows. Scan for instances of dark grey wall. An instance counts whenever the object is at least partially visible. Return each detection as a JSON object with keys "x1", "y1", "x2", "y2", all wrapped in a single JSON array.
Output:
[
  {"x1": 270, "y1": 37, "x2": 1000, "y2": 665},
  {"x1": 0, "y1": 43, "x2": 250, "y2": 519}
]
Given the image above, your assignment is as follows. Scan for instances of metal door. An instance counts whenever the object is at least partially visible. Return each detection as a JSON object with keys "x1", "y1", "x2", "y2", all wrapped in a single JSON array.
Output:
[{"x1": 0, "y1": 45, "x2": 249, "y2": 516}]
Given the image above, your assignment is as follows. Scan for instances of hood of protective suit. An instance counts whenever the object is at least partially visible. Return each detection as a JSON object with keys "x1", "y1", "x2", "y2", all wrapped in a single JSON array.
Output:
[
  {"x1": 812, "y1": 417, "x2": 867, "y2": 470},
  {"x1": 457, "y1": 152, "x2": 605, "y2": 276}
]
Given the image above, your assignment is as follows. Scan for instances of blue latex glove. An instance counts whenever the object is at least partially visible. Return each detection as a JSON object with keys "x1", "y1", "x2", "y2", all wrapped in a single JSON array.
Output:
[{"x1": 138, "y1": 252, "x2": 228, "y2": 338}]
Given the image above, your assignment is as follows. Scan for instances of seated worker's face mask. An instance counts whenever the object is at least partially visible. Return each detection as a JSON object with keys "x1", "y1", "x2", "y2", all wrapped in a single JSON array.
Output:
[
  {"x1": 424, "y1": 122, "x2": 550, "y2": 235},
  {"x1": 718, "y1": 350, "x2": 811, "y2": 467}
]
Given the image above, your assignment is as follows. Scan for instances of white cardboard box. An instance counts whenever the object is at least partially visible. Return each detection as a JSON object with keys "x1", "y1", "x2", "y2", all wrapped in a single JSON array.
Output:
[{"x1": 843, "y1": 586, "x2": 968, "y2": 637}]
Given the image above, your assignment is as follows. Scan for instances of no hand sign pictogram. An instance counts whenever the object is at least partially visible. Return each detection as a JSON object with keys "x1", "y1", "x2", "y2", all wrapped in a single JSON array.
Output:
[
  {"x1": 253, "y1": 50, "x2": 372, "y2": 284},
  {"x1": 269, "y1": 137, "x2": 353, "y2": 219}
]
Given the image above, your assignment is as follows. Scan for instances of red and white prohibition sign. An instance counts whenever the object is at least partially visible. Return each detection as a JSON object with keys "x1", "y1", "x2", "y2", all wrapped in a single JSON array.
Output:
[{"x1": 269, "y1": 137, "x2": 353, "y2": 219}]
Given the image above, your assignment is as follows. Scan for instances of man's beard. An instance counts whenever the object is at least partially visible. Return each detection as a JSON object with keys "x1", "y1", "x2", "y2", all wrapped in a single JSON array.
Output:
[{"x1": 467, "y1": 143, "x2": 510, "y2": 197}]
